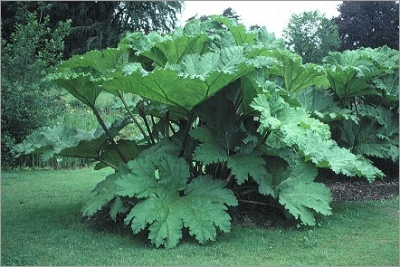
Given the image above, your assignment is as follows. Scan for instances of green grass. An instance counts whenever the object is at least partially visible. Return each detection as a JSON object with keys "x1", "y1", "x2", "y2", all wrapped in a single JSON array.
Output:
[{"x1": 1, "y1": 168, "x2": 399, "y2": 266}]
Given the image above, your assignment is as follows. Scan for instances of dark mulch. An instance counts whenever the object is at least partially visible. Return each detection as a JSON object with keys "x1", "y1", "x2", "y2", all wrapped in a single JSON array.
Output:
[{"x1": 324, "y1": 178, "x2": 399, "y2": 202}]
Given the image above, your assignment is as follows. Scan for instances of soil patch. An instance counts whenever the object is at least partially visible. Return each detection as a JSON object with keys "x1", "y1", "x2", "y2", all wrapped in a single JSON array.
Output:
[{"x1": 324, "y1": 179, "x2": 399, "y2": 202}]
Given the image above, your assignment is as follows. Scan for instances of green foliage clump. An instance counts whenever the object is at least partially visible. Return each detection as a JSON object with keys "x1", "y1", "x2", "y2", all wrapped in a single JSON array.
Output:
[
  {"x1": 283, "y1": 10, "x2": 341, "y2": 63},
  {"x1": 334, "y1": 1, "x2": 399, "y2": 50},
  {"x1": 13, "y1": 16, "x2": 397, "y2": 248},
  {"x1": 1, "y1": 7, "x2": 71, "y2": 168}
]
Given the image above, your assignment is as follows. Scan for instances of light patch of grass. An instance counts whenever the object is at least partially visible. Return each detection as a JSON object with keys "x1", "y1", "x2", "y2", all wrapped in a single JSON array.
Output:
[{"x1": 1, "y1": 168, "x2": 399, "y2": 266}]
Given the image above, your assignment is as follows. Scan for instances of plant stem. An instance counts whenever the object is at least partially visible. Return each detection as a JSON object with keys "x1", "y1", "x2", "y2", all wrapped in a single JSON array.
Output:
[
  {"x1": 179, "y1": 113, "x2": 195, "y2": 158},
  {"x1": 238, "y1": 199, "x2": 282, "y2": 209},
  {"x1": 256, "y1": 130, "x2": 271, "y2": 149},
  {"x1": 91, "y1": 105, "x2": 128, "y2": 163},
  {"x1": 150, "y1": 115, "x2": 159, "y2": 141},
  {"x1": 98, "y1": 158, "x2": 119, "y2": 171},
  {"x1": 165, "y1": 111, "x2": 170, "y2": 138},
  {"x1": 116, "y1": 91, "x2": 151, "y2": 144},
  {"x1": 142, "y1": 115, "x2": 156, "y2": 144},
  {"x1": 225, "y1": 172, "x2": 233, "y2": 182},
  {"x1": 238, "y1": 199, "x2": 269, "y2": 206}
]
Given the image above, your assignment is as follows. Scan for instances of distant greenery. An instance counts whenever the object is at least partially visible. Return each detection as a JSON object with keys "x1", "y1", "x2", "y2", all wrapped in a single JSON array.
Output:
[
  {"x1": 334, "y1": 1, "x2": 399, "y2": 51},
  {"x1": 1, "y1": 5, "x2": 70, "y2": 168},
  {"x1": 1, "y1": 168, "x2": 398, "y2": 265},
  {"x1": 283, "y1": 10, "x2": 340, "y2": 63},
  {"x1": 1, "y1": 1, "x2": 183, "y2": 58},
  {"x1": 1, "y1": 1, "x2": 183, "y2": 169}
]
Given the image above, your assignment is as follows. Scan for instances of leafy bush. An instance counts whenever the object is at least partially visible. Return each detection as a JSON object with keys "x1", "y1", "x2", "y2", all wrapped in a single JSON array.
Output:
[
  {"x1": 14, "y1": 16, "x2": 396, "y2": 248},
  {"x1": 299, "y1": 46, "x2": 399, "y2": 176},
  {"x1": 1, "y1": 9, "x2": 70, "y2": 168}
]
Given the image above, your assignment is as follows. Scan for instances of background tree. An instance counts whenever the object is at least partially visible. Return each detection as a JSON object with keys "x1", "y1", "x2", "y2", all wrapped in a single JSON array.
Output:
[
  {"x1": 187, "y1": 7, "x2": 241, "y2": 24},
  {"x1": 283, "y1": 10, "x2": 340, "y2": 63},
  {"x1": 249, "y1": 24, "x2": 261, "y2": 30},
  {"x1": 1, "y1": 1, "x2": 183, "y2": 58},
  {"x1": 222, "y1": 7, "x2": 241, "y2": 21},
  {"x1": 334, "y1": 1, "x2": 399, "y2": 51},
  {"x1": 1, "y1": 1, "x2": 184, "y2": 168},
  {"x1": 1, "y1": 4, "x2": 71, "y2": 167}
]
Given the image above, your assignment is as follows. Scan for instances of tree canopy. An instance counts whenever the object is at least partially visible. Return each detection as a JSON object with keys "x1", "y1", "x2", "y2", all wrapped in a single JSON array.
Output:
[
  {"x1": 1, "y1": 5, "x2": 71, "y2": 167},
  {"x1": 1, "y1": 1, "x2": 183, "y2": 167},
  {"x1": 283, "y1": 10, "x2": 340, "y2": 63},
  {"x1": 334, "y1": 1, "x2": 399, "y2": 50},
  {"x1": 1, "y1": 1, "x2": 183, "y2": 58}
]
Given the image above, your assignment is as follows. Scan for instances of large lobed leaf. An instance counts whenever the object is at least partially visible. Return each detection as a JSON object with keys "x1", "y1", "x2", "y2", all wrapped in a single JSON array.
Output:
[
  {"x1": 325, "y1": 66, "x2": 375, "y2": 99},
  {"x1": 251, "y1": 91, "x2": 385, "y2": 182},
  {"x1": 328, "y1": 100, "x2": 399, "y2": 163},
  {"x1": 116, "y1": 153, "x2": 237, "y2": 248},
  {"x1": 190, "y1": 125, "x2": 273, "y2": 194},
  {"x1": 296, "y1": 87, "x2": 358, "y2": 123},
  {"x1": 322, "y1": 47, "x2": 399, "y2": 101},
  {"x1": 81, "y1": 173, "x2": 119, "y2": 218},
  {"x1": 123, "y1": 30, "x2": 209, "y2": 67},
  {"x1": 275, "y1": 161, "x2": 332, "y2": 226},
  {"x1": 372, "y1": 71, "x2": 399, "y2": 107},
  {"x1": 104, "y1": 46, "x2": 265, "y2": 112},
  {"x1": 299, "y1": 131, "x2": 384, "y2": 182},
  {"x1": 12, "y1": 119, "x2": 138, "y2": 168}
]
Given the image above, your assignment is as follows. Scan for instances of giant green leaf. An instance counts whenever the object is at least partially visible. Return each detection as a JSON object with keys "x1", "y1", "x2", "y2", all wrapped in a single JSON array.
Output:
[
  {"x1": 153, "y1": 34, "x2": 210, "y2": 65},
  {"x1": 211, "y1": 15, "x2": 257, "y2": 46},
  {"x1": 226, "y1": 152, "x2": 267, "y2": 185},
  {"x1": 12, "y1": 125, "x2": 98, "y2": 160},
  {"x1": 184, "y1": 175, "x2": 238, "y2": 206},
  {"x1": 321, "y1": 48, "x2": 394, "y2": 101},
  {"x1": 81, "y1": 173, "x2": 119, "y2": 218},
  {"x1": 124, "y1": 31, "x2": 210, "y2": 66},
  {"x1": 104, "y1": 44, "x2": 276, "y2": 112},
  {"x1": 296, "y1": 87, "x2": 335, "y2": 112},
  {"x1": 105, "y1": 62, "x2": 249, "y2": 112},
  {"x1": 299, "y1": 132, "x2": 385, "y2": 182},
  {"x1": 277, "y1": 161, "x2": 332, "y2": 226},
  {"x1": 48, "y1": 46, "x2": 134, "y2": 106},
  {"x1": 269, "y1": 49, "x2": 329, "y2": 92},
  {"x1": 12, "y1": 118, "x2": 137, "y2": 167},
  {"x1": 59, "y1": 47, "x2": 130, "y2": 74},
  {"x1": 338, "y1": 117, "x2": 398, "y2": 162},
  {"x1": 190, "y1": 124, "x2": 274, "y2": 195},
  {"x1": 128, "y1": 193, "x2": 184, "y2": 248},
  {"x1": 372, "y1": 71, "x2": 399, "y2": 107},
  {"x1": 323, "y1": 49, "x2": 375, "y2": 75},
  {"x1": 250, "y1": 93, "x2": 283, "y2": 130},
  {"x1": 52, "y1": 73, "x2": 103, "y2": 107},
  {"x1": 252, "y1": 91, "x2": 384, "y2": 181},
  {"x1": 255, "y1": 27, "x2": 285, "y2": 50},
  {"x1": 119, "y1": 153, "x2": 237, "y2": 248},
  {"x1": 296, "y1": 87, "x2": 358, "y2": 123},
  {"x1": 325, "y1": 66, "x2": 376, "y2": 99}
]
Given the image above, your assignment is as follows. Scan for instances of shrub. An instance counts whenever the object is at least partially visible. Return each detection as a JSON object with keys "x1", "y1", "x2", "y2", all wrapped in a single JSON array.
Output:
[{"x1": 14, "y1": 16, "x2": 396, "y2": 248}]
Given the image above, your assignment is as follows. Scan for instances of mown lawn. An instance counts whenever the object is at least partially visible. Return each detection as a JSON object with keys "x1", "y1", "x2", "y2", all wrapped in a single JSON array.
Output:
[{"x1": 1, "y1": 168, "x2": 399, "y2": 266}]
